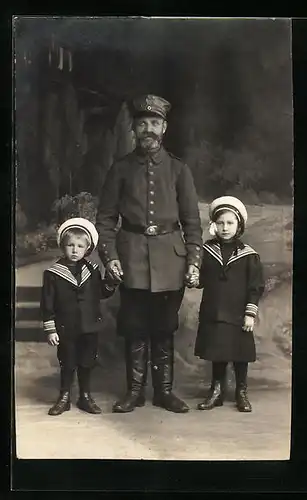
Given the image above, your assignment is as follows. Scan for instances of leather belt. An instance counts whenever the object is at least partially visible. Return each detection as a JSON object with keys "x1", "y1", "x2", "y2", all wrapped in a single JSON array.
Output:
[{"x1": 121, "y1": 218, "x2": 180, "y2": 236}]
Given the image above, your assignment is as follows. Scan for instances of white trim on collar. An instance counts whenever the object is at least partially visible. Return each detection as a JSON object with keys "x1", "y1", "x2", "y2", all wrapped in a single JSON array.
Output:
[
  {"x1": 203, "y1": 241, "x2": 257, "y2": 266},
  {"x1": 47, "y1": 260, "x2": 99, "y2": 287}
]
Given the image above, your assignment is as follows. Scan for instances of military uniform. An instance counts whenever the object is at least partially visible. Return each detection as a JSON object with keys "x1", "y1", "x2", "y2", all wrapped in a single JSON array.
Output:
[
  {"x1": 96, "y1": 94, "x2": 203, "y2": 413},
  {"x1": 96, "y1": 146, "x2": 202, "y2": 292}
]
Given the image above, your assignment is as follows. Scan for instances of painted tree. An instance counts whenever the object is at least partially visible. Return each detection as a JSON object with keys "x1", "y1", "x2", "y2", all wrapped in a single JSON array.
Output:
[
  {"x1": 61, "y1": 83, "x2": 88, "y2": 195},
  {"x1": 43, "y1": 91, "x2": 61, "y2": 201},
  {"x1": 113, "y1": 101, "x2": 135, "y2": 161}
]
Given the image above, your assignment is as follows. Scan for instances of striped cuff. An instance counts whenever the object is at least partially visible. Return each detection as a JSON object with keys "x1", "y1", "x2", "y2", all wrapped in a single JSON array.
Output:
[
  {"x1": 245, "y1": 303, "x2": 259, "y2": 318},
  {"x1": 43, "y1": 320, "x2": 57, "y2": 335}
]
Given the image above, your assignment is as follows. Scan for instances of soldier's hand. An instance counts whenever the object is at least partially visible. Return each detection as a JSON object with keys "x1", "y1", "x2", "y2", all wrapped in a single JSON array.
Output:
[
  {"x1": 106, "y1": 259, "x2": 124, "y2": 284},
  {"x1": 185, "y1": 264, "x2": 200, "y2": 288},
  {"x1": 47, "y1": 332, "x2": 59, "y2": 346}
]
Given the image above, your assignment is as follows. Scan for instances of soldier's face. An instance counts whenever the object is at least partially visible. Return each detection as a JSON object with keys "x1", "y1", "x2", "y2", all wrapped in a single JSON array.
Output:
[{"x1": 134, "y1": 116, "x2": 167, "y2": 151}]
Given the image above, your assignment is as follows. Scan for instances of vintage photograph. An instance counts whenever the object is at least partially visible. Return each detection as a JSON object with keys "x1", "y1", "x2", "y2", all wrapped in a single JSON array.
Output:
[{"x1": 14, "y1": 17, "x2": 293, "y2": 460}]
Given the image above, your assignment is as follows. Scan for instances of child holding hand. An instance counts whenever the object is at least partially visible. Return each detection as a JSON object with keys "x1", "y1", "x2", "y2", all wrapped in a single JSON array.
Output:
[
  {"x1": 41, "y1": 218, "x2": 117, "y2": 416},
  {"x1": 192, "y1": 197, "x2": 265, "y2": 413}
]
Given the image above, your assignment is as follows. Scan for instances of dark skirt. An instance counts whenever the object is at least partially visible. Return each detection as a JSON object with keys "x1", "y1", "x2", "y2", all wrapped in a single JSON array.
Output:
[
  {"x1": 117, "y1": 286, "x2": 185, "y2": 338},
  {"x1": 194, "y1": 322, "x2": 256, "y2": 362}
]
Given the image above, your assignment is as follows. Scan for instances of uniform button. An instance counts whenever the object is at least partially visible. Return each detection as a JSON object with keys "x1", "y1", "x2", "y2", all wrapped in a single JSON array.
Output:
[
  {"x1": 149, "y1": 220, "x2": 154, "y2": 224},
  {"x1": 149, "y1": 171, "x2": 154, "y2": 176},
  {"x1": 149, "y1": 210, "x2": 154, "y2": 215},
  {"x1": 196, "y1": 246, "x2": 200, "y2": 251},
  {"x1": 149, "y1": 180, "x2": 154, "y2": 185},
  {"x1": 102, "y1": 243, "x2": 106, "y2": 247},
  {"x1": 150, "y1": 200, "x2": 154, "y2": 205},
  {"x1": 150, "y1": 191, "x2": 155, "y2": 195}
]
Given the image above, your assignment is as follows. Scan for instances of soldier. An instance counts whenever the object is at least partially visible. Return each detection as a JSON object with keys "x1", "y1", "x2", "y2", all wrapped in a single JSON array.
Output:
[{"x1": 96, "y1": 94, "x2": 203, "y2": 413}]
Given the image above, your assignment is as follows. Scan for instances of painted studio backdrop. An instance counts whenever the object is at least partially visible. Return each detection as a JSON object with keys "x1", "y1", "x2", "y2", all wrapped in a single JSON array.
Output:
[{"x1": 14, "y1": 18, "x2": 293, "y2": 460}]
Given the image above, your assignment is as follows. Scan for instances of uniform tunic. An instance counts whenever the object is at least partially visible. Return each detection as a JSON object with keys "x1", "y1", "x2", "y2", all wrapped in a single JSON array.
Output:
[
  {"x1": 96, "y1": 146, "x2": 203, "y2": 292},
  {"x1": 194, "y1": 239, "x2": 265, "y2": 362},
  {"x1": 40, "y1": 258, "x2": 115, "y2": 368}
]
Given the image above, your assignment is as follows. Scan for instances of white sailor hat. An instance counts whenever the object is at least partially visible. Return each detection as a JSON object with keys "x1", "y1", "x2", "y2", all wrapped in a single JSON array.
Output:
[
  {"x1": 208, "y1": 196, "x2": 248, "y2": 236},
  {"x1": 57, "y1": 217, "x2": 99, "y2": 254}
]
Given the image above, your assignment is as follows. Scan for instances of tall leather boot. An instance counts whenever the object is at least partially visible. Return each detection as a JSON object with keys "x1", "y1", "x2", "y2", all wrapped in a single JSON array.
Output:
[
  {"x1": 151, "y1": 335, "x2": 189, "y2": 413},
  {"x1": 234, "y1": 362, "x2": 252, "y2": 412},
  {"x1": 76, "y1": 366, "x2": 102, "y2": 414},
  {"x1": 197, "y1": 362, "x2": 227, "y2": 410},
  {"x1": 112, "y1": 338, "x2": 148, "y2": 413},
  {"x1": 48, "y1": 368, "x2": 73, "y2": 416},
  {"x1": 126, "y1": 345, "x2": 148, "y2": 407}
]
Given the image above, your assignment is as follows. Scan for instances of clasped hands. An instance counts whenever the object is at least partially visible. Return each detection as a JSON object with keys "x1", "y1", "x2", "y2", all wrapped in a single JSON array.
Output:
[
  {"x1": 105, "y1": 259, "x2": 124, "y2": 285},
  {"x1": 184, "y1": 264, "x2": 200, "y2": 288},
  {"x1": 106, "y1": 260, "x2": 200, "y2": 288}
]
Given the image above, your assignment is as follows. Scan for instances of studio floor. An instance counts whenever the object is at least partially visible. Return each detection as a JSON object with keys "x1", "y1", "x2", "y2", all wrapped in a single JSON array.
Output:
[{"x1": 14, "y1": 342, "x2": 291, "y2": 461}]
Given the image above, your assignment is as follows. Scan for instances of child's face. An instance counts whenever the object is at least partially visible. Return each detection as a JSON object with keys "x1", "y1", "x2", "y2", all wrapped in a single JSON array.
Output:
[
  {"x1": 215, "y1": 211, "x2": 239, "y2": 241},
  {"x1": 63, "y1": 235, "x2": 89, "y2": 262}
]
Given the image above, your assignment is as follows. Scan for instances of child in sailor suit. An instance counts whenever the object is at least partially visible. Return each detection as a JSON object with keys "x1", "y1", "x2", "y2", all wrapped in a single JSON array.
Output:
[
  {"x1": 40, "y1": 218, "x2": 117, "y2": 416},
  {"x1": 191, "y1": 197, "x2": 265, "y2": 413}
]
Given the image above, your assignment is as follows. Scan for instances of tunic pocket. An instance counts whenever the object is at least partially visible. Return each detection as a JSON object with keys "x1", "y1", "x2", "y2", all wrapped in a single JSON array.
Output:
[{"x1": 173, "y1": 240, "x2": 187, "y2": 257}]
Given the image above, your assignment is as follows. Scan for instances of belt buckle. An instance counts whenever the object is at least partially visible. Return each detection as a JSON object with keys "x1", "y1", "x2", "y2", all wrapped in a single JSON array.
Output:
[{"x1": 145, "y1": 225, "x2": 158, "y2": 236}]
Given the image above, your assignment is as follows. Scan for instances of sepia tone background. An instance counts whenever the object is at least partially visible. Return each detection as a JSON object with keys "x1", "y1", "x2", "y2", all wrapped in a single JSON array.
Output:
[{"x1": 14, "y1": 17, "x2": 292, "y2": 460}]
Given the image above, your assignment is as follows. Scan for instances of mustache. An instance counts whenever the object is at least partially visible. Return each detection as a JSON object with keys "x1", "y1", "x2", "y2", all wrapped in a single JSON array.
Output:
[{"x1": 140, "y1": 132, "x2": 160, "y2": 140}]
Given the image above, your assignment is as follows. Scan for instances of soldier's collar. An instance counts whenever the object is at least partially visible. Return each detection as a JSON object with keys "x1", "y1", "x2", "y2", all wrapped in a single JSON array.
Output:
[{"x1": 135, "y1": 146, "x2": 166, "y2": 164}]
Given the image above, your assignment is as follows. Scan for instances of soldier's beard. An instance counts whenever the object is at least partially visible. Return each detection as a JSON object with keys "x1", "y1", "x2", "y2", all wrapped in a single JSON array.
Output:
[{"x1": 137, "y1": 133, "x2": 163, "y2": 152}]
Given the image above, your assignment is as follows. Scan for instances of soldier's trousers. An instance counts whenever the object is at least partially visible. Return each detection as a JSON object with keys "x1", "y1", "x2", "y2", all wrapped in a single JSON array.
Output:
[
  {"x1": 117, "y1": 286, "x2": 185, "y2": 339},
  {"x1": 117, "y1": 287, "x2": 185, "y2": 392}
]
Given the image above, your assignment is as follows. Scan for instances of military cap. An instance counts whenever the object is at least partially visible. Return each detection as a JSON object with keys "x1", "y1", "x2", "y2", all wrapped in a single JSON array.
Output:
[
  {"x1": 131, "y1": 94, "x2": 171, "y2": 119},
  {"x1": 57, "y1": 217, "x2": 99, "y2": 254}
]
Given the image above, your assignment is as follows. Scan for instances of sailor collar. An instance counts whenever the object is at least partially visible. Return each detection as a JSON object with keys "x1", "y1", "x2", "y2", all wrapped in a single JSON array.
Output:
[
  {"x1": 203, "y1": 239, "x2": 257, "y2": 267},
  {"x1": 46, "y1": 259, "x2": 99, "y2": 287}
]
